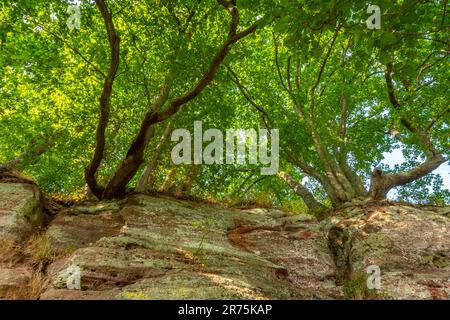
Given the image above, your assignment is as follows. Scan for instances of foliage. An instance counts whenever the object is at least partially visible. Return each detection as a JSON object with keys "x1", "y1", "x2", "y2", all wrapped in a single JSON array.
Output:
[{"x1": 1, "y1": 0, "x2": 448, "y2": 208}]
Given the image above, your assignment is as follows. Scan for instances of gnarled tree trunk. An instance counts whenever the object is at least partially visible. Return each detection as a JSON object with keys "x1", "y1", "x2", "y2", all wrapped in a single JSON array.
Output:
[
  {"x1": 86, "y1": 0, "x2": 260, "y2": 199},
  {"x1": 84, "y1": 0, "x2": 120, "y2": 199},
  {"x1": 369, "y1": 154, "x2": 446, "y2": 200}
]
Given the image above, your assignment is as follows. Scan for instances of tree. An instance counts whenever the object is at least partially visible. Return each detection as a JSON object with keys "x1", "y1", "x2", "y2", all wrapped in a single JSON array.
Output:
[
  {"x1": 85, "y1": 0, "x2": 262, "y2": 199},
  {"x1": 1, "y1": 0, "x2": 448, "y2": 213},
  {"x1": 226, "y1": 0, "x2": 449, "y2": 210}
]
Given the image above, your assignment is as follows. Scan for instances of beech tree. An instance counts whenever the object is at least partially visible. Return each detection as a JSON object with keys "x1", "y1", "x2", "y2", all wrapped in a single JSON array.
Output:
[
  {"x1": 225, "y1": 0, "x2": 449, "y2": 211},
  {"x1": 85, "y1": 0, "x2": 263, "y2": 199},
  {"x1": 1, "y1": 0, "x2": 448, "y2": 212}
]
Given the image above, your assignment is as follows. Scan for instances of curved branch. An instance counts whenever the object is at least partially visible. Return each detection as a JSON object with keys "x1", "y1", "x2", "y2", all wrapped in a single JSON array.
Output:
[
  {"x1": 101, "y1": 0, "x2": 261, "y2": 199},
  {"x1": 369, "y1": 154, "x2": 446, "y2": 200},
  {"x1": 85, "y1": 0, "x2": 121, "y2": 198},
  {"x1": 226, "y1": 66, "x2": 272, "y2": 129},
  {"x1": 369, "y1": 62, "x2": 448, "y2": 199},
  {"x1": 156, "y1": 6, "x2": 259, "y2": 122}
]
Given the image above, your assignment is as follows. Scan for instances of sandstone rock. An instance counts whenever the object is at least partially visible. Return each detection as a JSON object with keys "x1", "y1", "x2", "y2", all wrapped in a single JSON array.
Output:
[
  {"x1": 241, "y1": 214, "x2": 340, "y2": 299},
  {"x1": 42, "y1": 194, "x2": 339, "y2": 299},
  {"x1": 0, "y1": 183, "x2": 44, "y2": 241},
  {"x1": 2, "y1": 183, "x2": 447, "y2": 300},
  {"x1": 327, "y1": 204, "x2": 450, "y2": 299},
  {"x1": 0, "y1": 267, "x2": 31, "y2": 299},
  {"x1": 46, "y1": 202, "x2": 123, "y2": 253}
]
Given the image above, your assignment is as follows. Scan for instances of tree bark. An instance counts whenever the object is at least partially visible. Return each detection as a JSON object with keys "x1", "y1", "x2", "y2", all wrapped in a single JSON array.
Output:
[
  {"x1": 85, "y1": 0, "x2": 120, "y2": 199},
  {"x1": 369, "y1": 154, "x2": 446, "y2": 200},
  {"x1": 84, "y1": 183, "x2": 98, "y2": 201},
  {"x1": 277, "y1": 171, "x2": 326, "y2": 213},
  {"x1": 182, "y1": 165, "x2": 199, "y2": 195},
  {"x1": 136, "y1": 120, "x2": 174, "y2": 192},
  {"x1": 100, "y1": 1, "x2": 259, "y2": 199},
  {"x1": 102, "y1": 84, "x2": 169, "y2": 199}
]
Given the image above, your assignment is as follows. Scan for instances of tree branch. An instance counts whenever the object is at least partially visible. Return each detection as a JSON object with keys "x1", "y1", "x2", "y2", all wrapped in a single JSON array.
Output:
[
  {"x1": 156, "y1": 2, "x2": 259, "y2": 122},
  {"x1": 226, "y1": 66, "x2": 271, "y2": 129},
  {"x1": 309, "y1": 26, "x2": 340, "y2": 96},
  {"x1": 277, "y1": 171, "x2": 326, "y2": 213},
  {"x1": 369, "y1": 62, "x2": 448, "y2": 199},
  {"x1": 85, "y1": 0, "x2": 121, "y2": 198},
  {"x1": 101, "y1": 0, "x2": 261, "y2": 199}
]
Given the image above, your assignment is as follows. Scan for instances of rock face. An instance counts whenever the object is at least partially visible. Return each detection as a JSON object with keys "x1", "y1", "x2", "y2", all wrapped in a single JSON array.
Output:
[
  {"x1": 46, "y1": 201, "x2": 123, "y2": 253},
  {"x1": 0, "y1": 181, "x2": 449, "y2": 300},
  {"x1": 325, "y1": 204, "x2": 450, "y2": 299},
  {"x1": 0, "y1": 182, "x2": 45, "y2": 299},
  {"x1": 41, "y1": 195, "x2": 339, "y2": 300},
  {"x1": 0, "y1": 183, "x2": 44, "y2": 241},
  {"x1": 0, "y1": 267, "x2": 32, "y2": 299}
]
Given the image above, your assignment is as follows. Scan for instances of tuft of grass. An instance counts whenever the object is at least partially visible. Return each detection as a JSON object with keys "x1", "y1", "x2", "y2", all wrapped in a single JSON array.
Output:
[
  {"x1": 25, "y1": 233, "x2": 54, "y2": 266},
  {"x1": 4, "y1": 271, "x2": 45, "y2": 300},
  {"x1": 225, "y1": 192, "x2": 276, "y2": 209},
  {"x1": 1, "y1": 234, "x2": 57, "y2": 300},
  {"x1": 0, "y1": 238, "x2": 23, "y2": 264}
]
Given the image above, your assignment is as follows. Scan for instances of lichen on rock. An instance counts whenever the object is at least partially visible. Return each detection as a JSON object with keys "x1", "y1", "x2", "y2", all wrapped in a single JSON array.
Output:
[
  {"x1": 327, "y1": 204, "x2": 450, "y2": 299},
  {"x1": 0, "y1": 183, "x2": 44, "y2": 242}
]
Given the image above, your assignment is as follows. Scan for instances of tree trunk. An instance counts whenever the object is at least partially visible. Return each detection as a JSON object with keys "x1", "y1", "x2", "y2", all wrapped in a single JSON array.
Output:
[
  {"x1": 136, "y1": 120, "x2": 174, "y2": 192},
  {"x1": 98, "y1": 2, "x2": 258, "y2": 199},
  {"x1": 367, "y1": 63, "x2": 448, "y2": 200},
  {"x1": 288, "y1": 156, "x2": 344, "y2": 206},
  {"x1": 85, "y1": 0, "x2": 120, "y2": 199},
  {"x1": 277, "y1": 171, "x2": 326, "y2": 213},
  {"x1": 84, "y1": 183, "x2": 98, "y2": 201},
  {"x1": 369, "y1": 154, "x2": 446, "y2": 200},
  {"x1": 307, "y1": 116, "x2": 355, "y2": 203},
  {"x1": 337, "y1": 158, "x2": 367, "y2": 198},
  {"x1": 182, "y1": 165, "x2": 199, "y2": 195}
]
